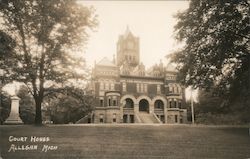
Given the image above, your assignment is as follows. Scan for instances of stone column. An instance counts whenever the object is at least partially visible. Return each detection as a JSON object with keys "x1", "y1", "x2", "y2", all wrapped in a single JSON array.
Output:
[
  {"x1": 149, "y1": 103, "x2": 154, "y2": 114},
  {"x1": 120, "y1": 101, "x2": 125, "y2": 123},
  {"x1": 4, "y1": 96, "x2": 23, "y2": 124},
  {"x1": 164, "y1": 102, "x2": 168, "y2": 124},
  {"x1": 134, "y1": 104, "x2": 139, "y2": 113}
]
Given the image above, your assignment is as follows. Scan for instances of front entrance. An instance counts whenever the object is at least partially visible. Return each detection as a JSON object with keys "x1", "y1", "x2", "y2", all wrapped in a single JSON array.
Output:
[{"x1": 139, "y1": 99, "x2": 149, "y2": 113}]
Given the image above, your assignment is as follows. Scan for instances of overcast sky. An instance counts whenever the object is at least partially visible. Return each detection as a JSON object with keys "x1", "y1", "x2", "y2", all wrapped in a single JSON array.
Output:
[
  {"x1": 81, "y1": 1, "x2": 189, "y2": 68},
  {"x1": 5, "y1": 1, "x2": 199, "y2": 100}
]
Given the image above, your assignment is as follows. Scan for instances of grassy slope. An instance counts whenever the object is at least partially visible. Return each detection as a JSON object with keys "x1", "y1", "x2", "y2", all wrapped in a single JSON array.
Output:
[{"x1": 0, "y1": 125, "x2": 250, "y2": 159}]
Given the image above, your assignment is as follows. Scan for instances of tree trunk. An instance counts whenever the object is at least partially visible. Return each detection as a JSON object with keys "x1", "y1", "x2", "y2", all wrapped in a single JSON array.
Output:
[{"x1": 35, "y1": 98, "x2": 42, "y2": 125}]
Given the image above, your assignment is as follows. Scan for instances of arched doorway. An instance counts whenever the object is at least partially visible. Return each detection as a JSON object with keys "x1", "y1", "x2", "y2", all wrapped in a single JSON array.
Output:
[
  {"x1": 139, "y1": 99, "x2": 149, "y2": 113},
  {"x1": 124, "y1": 98, "x2": 134, "y2": 108}
]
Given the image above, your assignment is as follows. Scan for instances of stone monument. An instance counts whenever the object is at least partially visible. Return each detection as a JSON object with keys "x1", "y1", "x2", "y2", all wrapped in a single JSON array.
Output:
[{"x1": 4, "y1": 95, "x2": 23, "y2": 124}]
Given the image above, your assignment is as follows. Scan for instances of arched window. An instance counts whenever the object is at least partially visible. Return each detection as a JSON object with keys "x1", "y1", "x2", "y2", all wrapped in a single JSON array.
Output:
[
  {"x1": 154, "y1": 100, "x2": 164, "y2": 110},
  {"x1": 124, "y1": 98, "x2": 134, "y2": 108}
]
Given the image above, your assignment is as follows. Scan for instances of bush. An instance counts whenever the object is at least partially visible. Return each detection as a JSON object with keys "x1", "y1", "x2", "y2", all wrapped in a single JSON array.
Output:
[{"x1": 195, "y1": 112, "x2": 245, "y2": 125}]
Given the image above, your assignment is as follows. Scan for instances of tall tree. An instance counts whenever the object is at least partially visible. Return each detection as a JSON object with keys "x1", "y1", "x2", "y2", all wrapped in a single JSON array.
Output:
[
  {"x1": 0, "y1": 0, "x2": 97, "y2": 124},
  {"x1": 0, "y1": 91, "x2": 11, "y2": 124},
  {"x1": 0, "y1": 30, "x2": 13, "y2": 124},
  {"x1": 172, "y1": 1, "x2": 250, "y2": 103}
]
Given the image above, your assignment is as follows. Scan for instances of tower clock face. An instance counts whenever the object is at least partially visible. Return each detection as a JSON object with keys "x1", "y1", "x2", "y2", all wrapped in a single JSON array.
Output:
[{"x1": 128, "y1": 41, "x2": 134, "y2": 49}]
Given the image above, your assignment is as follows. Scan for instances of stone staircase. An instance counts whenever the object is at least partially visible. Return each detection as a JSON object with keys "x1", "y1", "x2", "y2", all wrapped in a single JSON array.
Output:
[{"x1": 138, "y1": 112, "x2": 161, "y2": 123}]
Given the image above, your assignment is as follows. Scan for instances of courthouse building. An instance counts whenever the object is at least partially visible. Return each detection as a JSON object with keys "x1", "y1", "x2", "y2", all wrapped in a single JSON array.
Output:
[{"x1": 88, "y1": 28, "x2": 187, "y2": 124}]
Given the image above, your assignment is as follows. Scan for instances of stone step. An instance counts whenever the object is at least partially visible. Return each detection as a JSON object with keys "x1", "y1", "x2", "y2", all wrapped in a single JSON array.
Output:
[{"x1": 138, "y1": 112, "x2": 160, "y2": 123}]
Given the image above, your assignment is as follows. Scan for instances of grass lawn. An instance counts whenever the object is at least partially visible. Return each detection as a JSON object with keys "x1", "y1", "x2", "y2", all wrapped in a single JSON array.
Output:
[{"x1": 0, "y1": 124, "x2": 250, "y2": 159}]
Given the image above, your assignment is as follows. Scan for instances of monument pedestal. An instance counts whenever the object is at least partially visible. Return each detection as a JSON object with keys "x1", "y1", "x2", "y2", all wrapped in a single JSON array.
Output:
[{"x1": 4, "y1": 95, "x2": 23, "y2": 124}]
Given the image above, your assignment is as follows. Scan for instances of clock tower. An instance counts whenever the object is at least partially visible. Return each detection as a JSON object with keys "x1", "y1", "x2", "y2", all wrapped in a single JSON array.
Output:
[{"x1": 117, "y1": 26, "x2": 140, "y2": 67}]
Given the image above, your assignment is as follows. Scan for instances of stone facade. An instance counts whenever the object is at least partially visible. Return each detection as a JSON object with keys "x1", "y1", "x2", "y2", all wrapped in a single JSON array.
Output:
[{"x1": 88, "y1": 27, "x2": 187, "y2": 124}]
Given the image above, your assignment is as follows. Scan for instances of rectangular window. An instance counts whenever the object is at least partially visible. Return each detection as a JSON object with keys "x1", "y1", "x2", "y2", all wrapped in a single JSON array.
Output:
[
  {"x1": 123, "y1": 114, "x2": 128, "y2": 123},
  {"x1": 144, "y1": 84, "x2": 147, "y2": 93},
  {"x1": 160, "y1": 115, "x2": 165, "y2": 123},
  {"x1": 105, "y1": 83, "x2": 109, "y2": 90},
  {"x1": 175, "y1": 115, "x2": 178, "y2": 123},
  {"x1": 139, "y1": 83, "x2": 145, "y2": 93},
  {"x1": 178, "y1": 86, "x2": 181, "y2": 94},
  {"x1": 169, "y1": 85, "x2": 172, "y2": 92},
  {"x1": 130, "y1": 115, "x2": 134, "y2": 123},
  {"x1": 122, "y1": 82, "x2": 126, "y2": 92},
  {"x1": 100, "y1": 114, "x2": 104, "y2": 123},
  {"x1": 111, "y1": 83, "x2": 114, "y2": 90},
  {"x1": 100, "y1": 82, "x2": 104, "y2": 90},
  {"x1": 113, "y1": 113, "x2": 116, "y2": 123},
  {"x1": 88, "y1": 118, "x2": 91, "y2": 123},
  {"x1": 108, "y1": 98, "x2": 111, "y2": 106},
  {"x1": 178, "y1": 102, "x2": 182, "y2": 109},
  {"x1": 140, "y1": 84, "x2": 144, "y2": 93},
  {"x1": 174, "y1": 86, "x2": 177, "y2": 93},
  {"x1": 113, "y1": 100, "x2": 117, "y2": 106},
  {"x1": 100, "y1": 99, "x2": 104, "y2": 107},
  {"x1": 157, "y1": 85, "x2": 161, "y2": 93},
  {"x1": 100, "y1": 118, "x2": 103, "y2": 123}
]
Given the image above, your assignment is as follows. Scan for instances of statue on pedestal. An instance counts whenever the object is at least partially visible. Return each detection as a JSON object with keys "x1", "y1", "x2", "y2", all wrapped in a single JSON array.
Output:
[{"x1": 4, "y1": 95, "x2": 23, "y2": 124}]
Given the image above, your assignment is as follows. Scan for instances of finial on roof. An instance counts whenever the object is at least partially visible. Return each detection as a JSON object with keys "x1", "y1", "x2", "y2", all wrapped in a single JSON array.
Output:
[{"x1": 125, "y1": 25, "x2": 131, "y2": 36}]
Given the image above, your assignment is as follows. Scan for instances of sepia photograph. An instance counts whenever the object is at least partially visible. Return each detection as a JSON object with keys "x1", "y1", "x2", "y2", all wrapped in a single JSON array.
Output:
[{"x1": 0, "y1": 0, "x2": 250, "y2": 158}]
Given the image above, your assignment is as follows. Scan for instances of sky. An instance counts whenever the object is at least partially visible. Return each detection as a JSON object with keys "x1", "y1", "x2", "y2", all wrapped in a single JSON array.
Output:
[
  {"x1": 4, "y1": 1, "x2": 198, "y2": 101},
  {"x1": 80, "y1": 1, "x2": 189, "y2": 68}
]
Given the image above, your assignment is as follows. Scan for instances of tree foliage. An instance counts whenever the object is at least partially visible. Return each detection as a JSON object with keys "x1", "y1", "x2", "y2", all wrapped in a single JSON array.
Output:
[
  {"x1": 172, "y1": 1, "x2": 249, "y2": 103},
  {"x1": 45, "y1": 87, "x2": 94, "y2": 124},
  {"x1": 0, "y1": 91, "x2": 10, "y2": 124},
  {"x1": 0, "y1": 0, "x2": 97, "y2": 124}
]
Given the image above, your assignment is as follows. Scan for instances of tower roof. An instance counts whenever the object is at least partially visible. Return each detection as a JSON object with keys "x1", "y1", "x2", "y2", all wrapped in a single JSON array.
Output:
[{"x1": 124, "y1": 25, "x2": 134, "y2": 38}]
